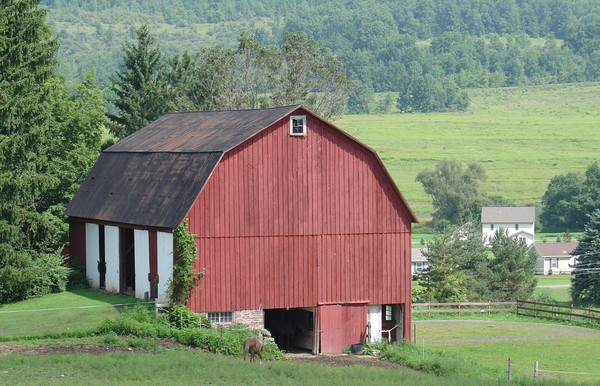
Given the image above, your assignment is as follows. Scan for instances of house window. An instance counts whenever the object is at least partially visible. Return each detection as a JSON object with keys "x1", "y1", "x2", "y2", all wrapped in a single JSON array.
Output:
[
  {"x1": 208, "y1": 311, "x2": 234, "y2": 323},
  {"x1": 515, "y1": 224, "x2": 519, "y2": 230},
  {"x1": 491, "y1": 224, "x2": 494, "y2": 230},
  {"x1": 290, "y1": 115, "x2": 307, "y2": 136},
  {"x1": 551, "y1": 258, "x2": 558, "y2": 269}
]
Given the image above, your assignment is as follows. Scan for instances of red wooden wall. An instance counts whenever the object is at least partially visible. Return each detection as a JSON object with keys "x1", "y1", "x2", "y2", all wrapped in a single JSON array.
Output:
[
  {"x1": 68, "y1": 220, "x2": 86, "y2": 271},
  {"x1": 186, "y1": 109, "x2": 412, "y2": 323}
]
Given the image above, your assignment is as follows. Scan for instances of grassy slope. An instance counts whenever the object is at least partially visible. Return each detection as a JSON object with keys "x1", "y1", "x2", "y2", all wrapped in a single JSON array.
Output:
[
  {"x1": 0, "y1": 290, "x2": 140, "y2": 339},
  {"x1": 336, "y1": 83, "x2": 600, "y2": 222}
]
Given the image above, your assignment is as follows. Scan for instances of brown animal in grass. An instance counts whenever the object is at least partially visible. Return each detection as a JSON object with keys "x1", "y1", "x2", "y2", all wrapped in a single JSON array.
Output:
[{"x1": 243, "y1": 335, "x2": 264, "y2": 363}]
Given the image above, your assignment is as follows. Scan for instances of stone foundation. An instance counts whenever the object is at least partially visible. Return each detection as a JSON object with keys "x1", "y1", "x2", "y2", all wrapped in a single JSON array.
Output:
[{"x1": 235, "y1": 309, "x2": 264, "y2": 330}]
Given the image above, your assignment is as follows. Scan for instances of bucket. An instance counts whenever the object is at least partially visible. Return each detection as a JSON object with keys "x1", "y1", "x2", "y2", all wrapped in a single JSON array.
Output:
[{"x1": 351, "y1": 343, "x2": 364, "y2": 355}]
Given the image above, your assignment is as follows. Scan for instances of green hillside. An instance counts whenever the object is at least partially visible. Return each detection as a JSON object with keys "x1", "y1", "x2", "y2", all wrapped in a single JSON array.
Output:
[{"x1": 337, "y1": 83, "x2": 600, "y2": 221}]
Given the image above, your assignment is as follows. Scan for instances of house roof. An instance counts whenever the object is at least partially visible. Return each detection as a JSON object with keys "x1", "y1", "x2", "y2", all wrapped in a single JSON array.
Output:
[
  {"x1": 411, "y1": 248, "x2": 428, "y2": 262},
  {"x1": 534, "y1": 242, "x2": 578, "y2": 258},
  {"x1": 481, "y1": 206, "x2": 535, "y2": 223},
  {"x1": 67, "y1": 105, "x2": 416, "y2": 229}
]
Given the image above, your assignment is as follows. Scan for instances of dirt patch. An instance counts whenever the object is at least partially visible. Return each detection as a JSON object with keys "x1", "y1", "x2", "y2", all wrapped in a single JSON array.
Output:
[
  {"x1": 0, "y1": 339, "x2": 181, "y2": 356},
  {"x1": 285, "y1": 352, "x2": 406, "y2": 369}
]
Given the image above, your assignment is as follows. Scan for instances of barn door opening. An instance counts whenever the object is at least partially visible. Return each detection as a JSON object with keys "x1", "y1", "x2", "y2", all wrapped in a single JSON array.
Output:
[
  {"x1": 382, "y1": 304, "x2": 404, "y2": 343},
  {"x1": 264, "y1": 308, "x2": 315, "y2": 353},
  {"x1": 120, "y1": 228, "x2": 135, "y2": 294}
]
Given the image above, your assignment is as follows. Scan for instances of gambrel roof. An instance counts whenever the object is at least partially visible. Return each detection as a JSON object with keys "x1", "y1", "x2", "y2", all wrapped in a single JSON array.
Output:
[{"x1": 66, "y1": 105, "x2": 416, "y2": 229}]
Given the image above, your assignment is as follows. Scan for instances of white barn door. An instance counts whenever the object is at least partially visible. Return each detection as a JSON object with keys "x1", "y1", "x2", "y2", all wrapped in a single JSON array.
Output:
[
  {"x1": 157, "y1": 232, "x2": 174, "y2": 303},
  {"x1": 104, "y1": 225, "x2": 120, "y2": 293},
  {"x1": 85, "y1": 223, "x2": 100, "y2": 288},
  {"x1": 134, "y1": 230, "x2": 150, "y2": 300}
]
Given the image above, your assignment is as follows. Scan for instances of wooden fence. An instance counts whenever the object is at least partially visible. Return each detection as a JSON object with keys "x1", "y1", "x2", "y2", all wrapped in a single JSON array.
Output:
[
  {"x1": 412, "y1": 302, "x2": 516, "y2": 314},
  {"x1": 516, "y1": 300, "x2": 600, "y2": 323}
]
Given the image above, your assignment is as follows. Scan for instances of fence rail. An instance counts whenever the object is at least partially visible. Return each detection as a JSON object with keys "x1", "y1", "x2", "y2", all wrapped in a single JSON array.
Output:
[
  {"x1": 516, "y1": 300, "x2": 600, "y2": 322},
  {"x1": 412, "y1": 302, "x2": 516, "y2": 314}
]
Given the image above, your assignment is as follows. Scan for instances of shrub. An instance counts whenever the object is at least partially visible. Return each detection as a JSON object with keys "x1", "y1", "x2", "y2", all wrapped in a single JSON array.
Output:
[
  {"x1": 169, "y1": 305, "x2": 210, "y2": 329},
  {"x1": 65, "y1": 256, "x2": 89, "y2": 290}
]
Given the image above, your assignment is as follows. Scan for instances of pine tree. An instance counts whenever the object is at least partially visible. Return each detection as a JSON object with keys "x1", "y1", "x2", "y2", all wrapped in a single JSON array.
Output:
[
  {"x1": 571, "y1": 209, "x2": 600, "y2": 306},
  {"x1": 488, "y1": 230, "x2": 537, "y2": 301},
  {"x1": 0, "y1": 0, "x2": 63, "y2": 302},
  {"x1": 108, "y1": 24, "x2": 169, "y2": 139}
]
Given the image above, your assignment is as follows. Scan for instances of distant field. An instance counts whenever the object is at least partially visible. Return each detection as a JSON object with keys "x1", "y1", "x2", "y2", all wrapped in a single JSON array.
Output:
[{"x1": 337, "y1": 83, "x2": 600, "y2": 222}]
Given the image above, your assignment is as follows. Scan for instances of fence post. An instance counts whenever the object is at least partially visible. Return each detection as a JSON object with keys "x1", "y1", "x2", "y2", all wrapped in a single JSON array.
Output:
[
  {"x1": 413, "y1": 323, "x2": 417, "y2": 345},
  {"x1": 508, "y1": 358, "x2": 512, "y2": 381},
  {"x1": 534, "y1": 361, "x2": 538, "y2": 382},
  {"x1": 154, "y1": 298, "x2": 159, "y2": 318}
]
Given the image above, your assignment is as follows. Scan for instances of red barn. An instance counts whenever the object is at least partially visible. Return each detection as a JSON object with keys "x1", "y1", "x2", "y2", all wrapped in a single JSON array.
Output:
[{"x1": 66, "y1": 105, "x2": 416, "y2": 353}]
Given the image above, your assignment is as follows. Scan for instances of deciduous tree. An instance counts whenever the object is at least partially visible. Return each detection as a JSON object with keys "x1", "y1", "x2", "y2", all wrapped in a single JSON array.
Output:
[{"x1": 416, "y1": 160, "x2": 487, "y2": 229}]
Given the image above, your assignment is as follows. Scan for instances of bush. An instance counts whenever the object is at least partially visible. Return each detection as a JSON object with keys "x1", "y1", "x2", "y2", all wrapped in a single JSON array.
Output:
[
  {"x1": 65, "y1": 256, "x2": 89, "y2": 290},
  {"x1": 29, "y1": 253, "x2": 70, "y2": 297},
  {"x1": 169, "y1": 305, "x2": 210, "y2": 329}
]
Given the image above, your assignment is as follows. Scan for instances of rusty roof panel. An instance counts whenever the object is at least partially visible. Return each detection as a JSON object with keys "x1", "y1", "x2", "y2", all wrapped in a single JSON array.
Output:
[
  {"x1": 66, "y1": 152, "x2": 222, "y2": 229},
  {"x1": 106, "y1": 105, "x2": 300, "y2": 153}
]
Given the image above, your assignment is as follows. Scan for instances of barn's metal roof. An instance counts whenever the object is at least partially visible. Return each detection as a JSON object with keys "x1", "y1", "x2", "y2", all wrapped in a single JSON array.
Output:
[
  {"x1": 66, "y1": 152, "x2": 222, "y2": 229},
  {"x1": 106, "y1": 105, "x2": 300, "y2": 153}
]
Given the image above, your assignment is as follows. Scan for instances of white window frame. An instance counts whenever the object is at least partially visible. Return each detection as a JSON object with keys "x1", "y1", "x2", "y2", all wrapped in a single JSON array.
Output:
[
  {"x1": 290, "y1": 115, "x2": 307, "y2": 136},
  {"x1": 207, "y1": 311, "x2": 234, "y2": 324}
]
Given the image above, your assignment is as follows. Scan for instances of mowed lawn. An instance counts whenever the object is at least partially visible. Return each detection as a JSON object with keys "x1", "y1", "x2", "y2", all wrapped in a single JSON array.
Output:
[
  {"x1": 337, "y1": 83, "x2": 600, "y2": 220},
  {"x1": 0, "y1": 290, "x2": 140, "y2": 339},
  {"x1": 414, "y1": 319, "x2": 600, "y2": 384}
]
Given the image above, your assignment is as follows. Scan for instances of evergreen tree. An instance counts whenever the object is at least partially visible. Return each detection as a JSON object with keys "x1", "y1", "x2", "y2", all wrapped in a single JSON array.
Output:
[
  {"x1": 420, "y1": 232, "x2": 468, "y2": 302},
  {"x1": 0, "y1": 0, "x2": 65, "y2": 303},
  {"x1": 108, "y1": 24, "x2": 169, "y2": 139},
  {"x1": 488, "y1": 230, "x2": 537, "y2": 301},
  {"x1": 571, "y1": 210, "x2": 600, "y2": 307}
]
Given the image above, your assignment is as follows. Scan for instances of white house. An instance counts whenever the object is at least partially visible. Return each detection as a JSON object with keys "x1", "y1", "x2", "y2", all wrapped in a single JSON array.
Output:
[
  {"x1": 411, "y1": 248, "x2": 429, "y2": 276},
  {"x1": 481, "y1": 206, "x2": 535, "y2": 246},
  {"x1": 533, "y1": 242, "x2": 578, "y2": 275}
]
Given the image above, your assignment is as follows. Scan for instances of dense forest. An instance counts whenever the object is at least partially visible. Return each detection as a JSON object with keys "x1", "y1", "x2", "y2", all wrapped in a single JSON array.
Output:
[{"x1": 43, "y1": 0, "x2": 600, "y2": 112}]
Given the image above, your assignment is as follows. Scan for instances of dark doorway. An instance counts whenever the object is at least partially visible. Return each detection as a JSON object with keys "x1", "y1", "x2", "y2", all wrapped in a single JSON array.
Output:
[
  {"x1": 99, "y1": 225, "x2": 106, "y2": 289},
  {"x1": 120, "y1": 228, "x2": 135, "y2": 294},
  {"x1": 264, "y1": 308, "x2": 314, "y2": 352},
  {"x1": 382, "y1": 304, "x2": 396, "y2": 342}
]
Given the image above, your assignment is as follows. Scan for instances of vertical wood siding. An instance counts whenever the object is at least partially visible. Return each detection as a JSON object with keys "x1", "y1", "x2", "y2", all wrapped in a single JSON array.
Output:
[
  {"x1": 187, "y1": 111, "x2": 412, "y2": 313},
  {"x1": 68, "y1": 220, "x2": 86, "y2": 271}
]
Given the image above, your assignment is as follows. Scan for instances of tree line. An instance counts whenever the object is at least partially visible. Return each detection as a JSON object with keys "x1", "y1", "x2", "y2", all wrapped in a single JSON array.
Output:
[
  {"x1": 42, "y1": 0, "x2": 600, "y2": 113},
  {"x1": 109, "y1": 26, "x2": 352, "y2": 139}
]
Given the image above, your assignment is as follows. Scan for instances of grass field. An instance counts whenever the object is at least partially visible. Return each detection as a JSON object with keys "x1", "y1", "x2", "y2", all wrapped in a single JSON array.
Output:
[
  {"x1": 0, "y1": 290, "x2": 140, "y2": 340},
  {"x1": 337, "y1": 83, "x2": 600, "y2": 221},
  {"x1": 415, "y1": 319, "x2": 600, "y2": 384}
]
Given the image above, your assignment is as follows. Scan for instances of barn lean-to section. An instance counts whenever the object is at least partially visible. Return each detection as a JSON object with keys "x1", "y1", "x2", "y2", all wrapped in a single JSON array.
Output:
[{"x1": 66, "y1": 105, "x2": 416, "y2": 353}]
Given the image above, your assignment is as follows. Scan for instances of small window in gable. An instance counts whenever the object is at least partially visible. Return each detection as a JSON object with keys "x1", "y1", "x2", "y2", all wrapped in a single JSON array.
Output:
[{"x1": 290, "y1": 115, "x2": 307, "y2": 136}]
